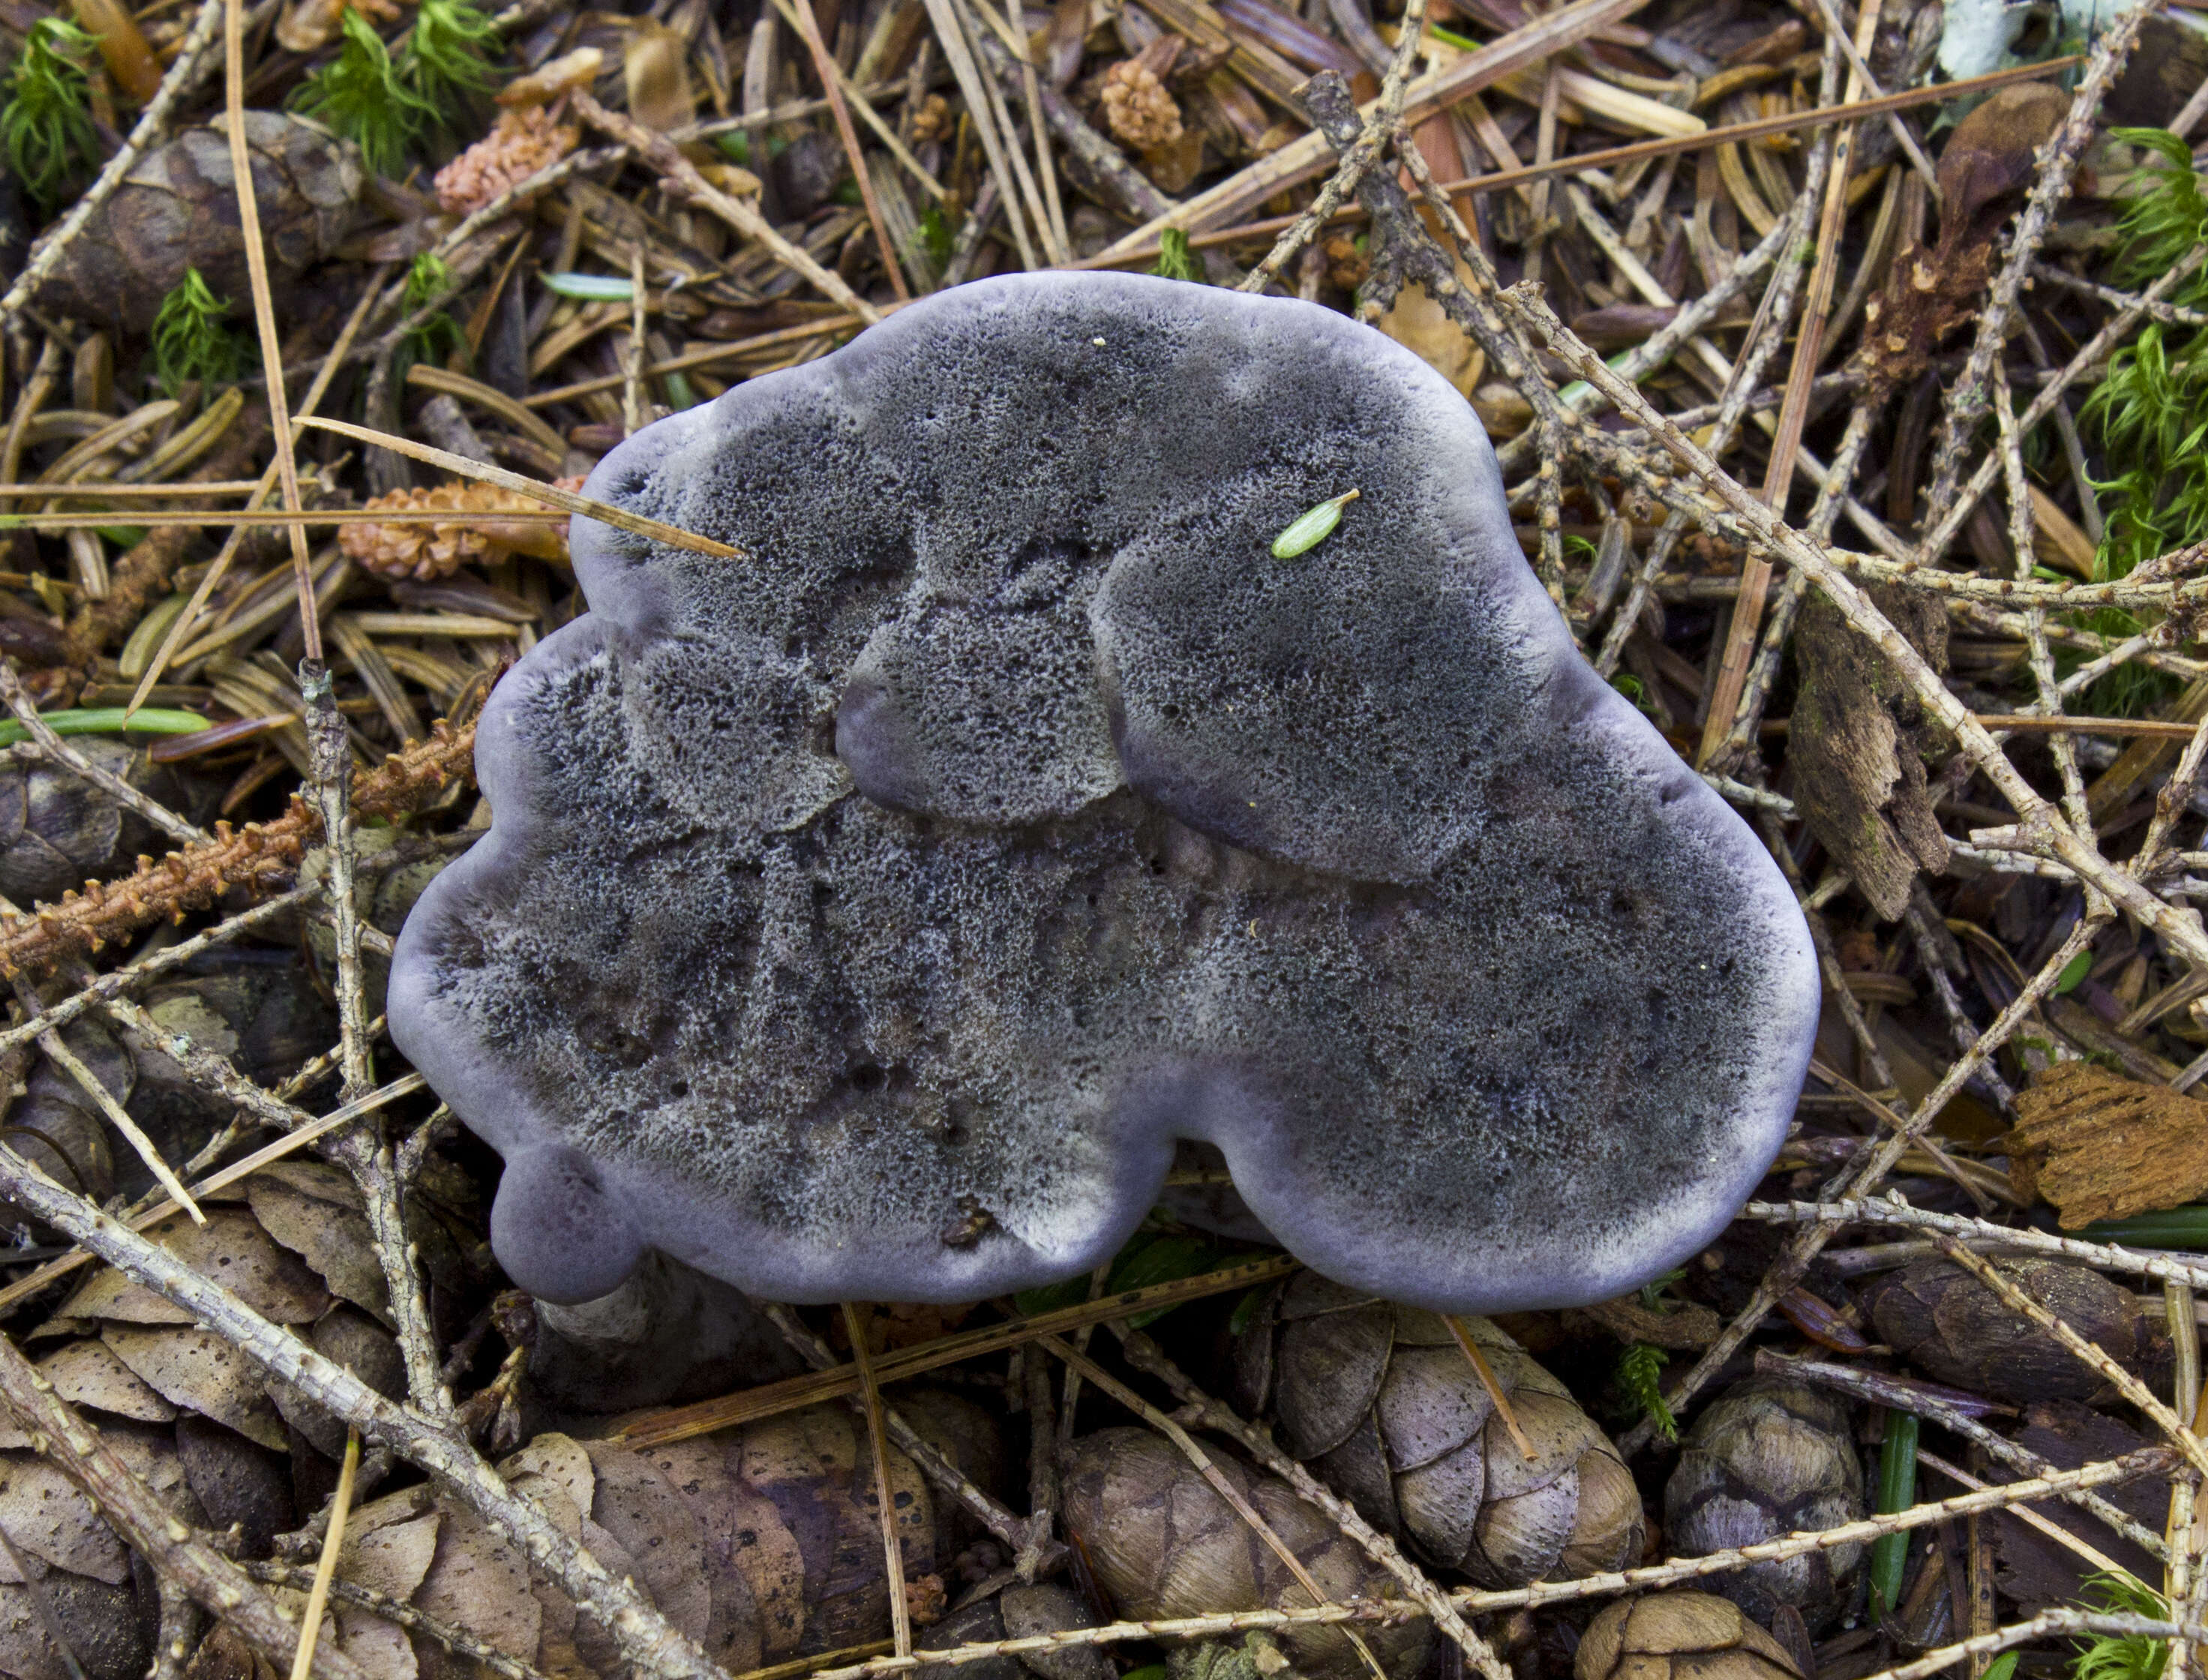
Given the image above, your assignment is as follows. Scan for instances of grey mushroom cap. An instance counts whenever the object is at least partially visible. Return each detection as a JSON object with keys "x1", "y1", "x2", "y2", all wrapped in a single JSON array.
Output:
[{"x1": 387, "y1": 272, "x2": 1819, "y2": 1309}]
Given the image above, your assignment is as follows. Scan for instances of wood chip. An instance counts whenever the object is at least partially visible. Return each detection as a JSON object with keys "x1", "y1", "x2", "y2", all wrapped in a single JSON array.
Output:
[{"x1": 2010, "y1": 1060, "x2": 2208, "y2": 1227}]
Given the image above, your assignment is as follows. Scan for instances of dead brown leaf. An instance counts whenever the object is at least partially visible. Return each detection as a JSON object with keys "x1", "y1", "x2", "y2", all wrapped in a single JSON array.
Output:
[
  {"x1": 100, "y1": 1325, "x2": 288, "y2": 1449},
  {"x1": 58, "y1": 1208, "x2": 331, "y2": 1326}
]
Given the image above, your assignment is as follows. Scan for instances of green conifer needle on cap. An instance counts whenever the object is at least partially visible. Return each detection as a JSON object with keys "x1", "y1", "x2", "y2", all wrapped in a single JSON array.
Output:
[{"x1": 1271, "y1": 489, "x2": 1360, "y2": 560}]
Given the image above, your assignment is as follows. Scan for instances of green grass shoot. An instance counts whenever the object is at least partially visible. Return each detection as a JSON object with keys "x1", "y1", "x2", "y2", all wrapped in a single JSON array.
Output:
[
  {"x1": 0, "y1": 708, "x2": 208, "y2": 750},
  {"x1": 290, "y1": 7, "x2": 430, "y2": 178},
  {"x1": 150, "y1": 268, "x2": 249, "y2": 395},
  {"x1": 1868, "y1": 1410, "x2": 1919, "y2": 1621},
  {"x1": 0, "y1": 17, "x2": 100, "y2": 212}
]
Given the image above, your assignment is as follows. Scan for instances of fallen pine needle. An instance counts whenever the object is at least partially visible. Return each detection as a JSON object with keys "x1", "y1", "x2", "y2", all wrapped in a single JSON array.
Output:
[
  {"x1": 290, "y1": 1430, "x2": 359, "y2": 1680},
  {"x1": 296, "y1": 417, "x2": 742, "y2": 560},
  {"x1": 1449, "y1": 1316, "x2": 1540, "y2": 1462}
]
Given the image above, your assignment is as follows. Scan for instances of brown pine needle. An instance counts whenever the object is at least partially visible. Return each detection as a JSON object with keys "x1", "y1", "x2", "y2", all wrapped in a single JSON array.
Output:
[
  {"x1": 289, "y1": 1430, "x2": 360, "y2": 1680},
  {"x1": 296, "y1": 418, "x2": 741, "y2": 560},
  {"x1": 613, "y1": 1256, "x2": 1299, "y2": 1445},
  {"x1": 0, "y1": 1072, "x2": 426, "y2": 1315},
  {"x1": 35, "y1": 1025, "x2": 205, "y2": 1224},
  {"x1": 841, "y1": 1304, "x2": 913, "y2": 1660},
  {"x1": 728, "y1": 1641, "x2": 897, "y2": 1680},
  {"x1": 784, "y1": 0, "x2": 910, "y2": 303},
  {"x1": 1447, "y1": 1316, "x2": 1539, "y2": 1462},
  {"x1": 223, "y1": 0, "x2": 319, "y2": 662}
]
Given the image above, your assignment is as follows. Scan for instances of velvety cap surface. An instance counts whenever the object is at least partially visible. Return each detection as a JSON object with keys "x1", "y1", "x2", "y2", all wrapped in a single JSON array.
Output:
[{"x1": 388, "y1": 272, "x2": 1819, "y2": 1308}]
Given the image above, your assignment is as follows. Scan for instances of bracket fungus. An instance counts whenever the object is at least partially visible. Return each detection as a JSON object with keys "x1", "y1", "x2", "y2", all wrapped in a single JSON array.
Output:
[{"x1": 388, "y1": 273, "x2": 1818, "y2": 1310}]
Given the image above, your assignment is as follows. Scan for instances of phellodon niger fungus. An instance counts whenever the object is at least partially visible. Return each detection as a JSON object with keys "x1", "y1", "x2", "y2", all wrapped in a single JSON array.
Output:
[{"x1": 388, "y1": 274, "x2": 1819, "y2": 1310}]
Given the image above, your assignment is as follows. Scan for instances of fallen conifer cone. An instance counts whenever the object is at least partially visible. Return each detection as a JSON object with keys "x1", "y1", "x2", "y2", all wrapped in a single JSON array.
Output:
[
  {"x1": 0, "y1": 740, "x2": 200, "y2": 906},
  {"x1": 338, "y1": 483, "x2": 578, "y2": 582},
  {"x1": 1664, "y1": 1380, "x2": 1864, "y2": 1632},
  {"x1": 914, "y1": 1576, "x2": 1112, "y2": 1680},
  {"x1": 225, "y1": 1398, "x2": 1000, "y2": 1680},
  {"x1": 1574, "y1": 1593, "x2": 1804, "y2": 1680},
  {"x1": 2007, "y1": 1060, "x2": 2208, "y2": 1226},
  {"x1": 1060, "y1": 1427, "x2": 1431, "y2": 1680},
  {"x1": 1232, "y1": 1275, "x2": 1642, "y2": 1586},
  {"x1": 1865, "y1": 1257, "x2": 2142, "y2": 1404},
  {"x1": 37, "y1": 115, "x2": 360, "y2": 335}
]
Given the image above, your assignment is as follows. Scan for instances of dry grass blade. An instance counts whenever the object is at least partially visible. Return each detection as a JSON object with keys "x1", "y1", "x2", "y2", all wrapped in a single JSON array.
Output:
[
  {"x1": 613, "y1": 1254, "x2": 1300, "y2": 1443},
  {"x1": 297, "y1": 418, "x2": 741, "y2": 557},
  {"x1": 1445, "y1": 1316, "x2": 1538, "y2": 1462},
  {"x1": 222, "y1": 0, "x2": 317, "y2": 661},
  {"x1": 288, "y1": 1431, "x2": 360, "y2": 1680},
  {"x1": 841, "y1": 1304, "x2": 914, "y2": 1660}
]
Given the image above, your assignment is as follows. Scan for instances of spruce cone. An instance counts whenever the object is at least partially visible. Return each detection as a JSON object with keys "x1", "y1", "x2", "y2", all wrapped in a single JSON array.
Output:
[
  {"x1": 1060, "y1": 1427, "x2": 1431, "y2": 1680},
  {"x1": 1575, "y1": 1594, "x2": 1804, "y2": 1680},
  {"x1": 1232, "y1": 1274, "x2": 1643, "y2": 1587},
  {"x1": 1099, "y1": 60, "x2": 1183, "y2": 149},
  {"x1": 1663, "y1": 1379, "x2": 1864, "y2": 1632},
  {"x1": 38, "y1": 113, "x2": 359, "y2": 334},
  {"x1": 339, "y1": 482, "x2": 573, "y2": 580},
  {"x1": 914, "y1": 1581, "x2": 1112, "y2": 1680},
  {"x1": 434, "y1": 106, "x2": 580, "y2": 216},
  {"x1": 1865, "y1": 1257, "x2": 2140, "y2": 1405},
  {"x1": 0, "y1": 740, "x2": 194, "y2": 904}
]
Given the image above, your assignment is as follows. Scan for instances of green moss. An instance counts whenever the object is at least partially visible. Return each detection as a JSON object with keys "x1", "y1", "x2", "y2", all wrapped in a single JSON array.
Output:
[
  {"x1": 0, "y1": 18, "x2": 100, "y2": 213},
  {"x1": 289, "y1": 8, "x2": 431, "y2": 178},
  {"x1": 149, "y1": 268, "x2": 250, "y2": 394},
  {"x1": 400, "y1": 0, "x2": 497, "y2": 128}
]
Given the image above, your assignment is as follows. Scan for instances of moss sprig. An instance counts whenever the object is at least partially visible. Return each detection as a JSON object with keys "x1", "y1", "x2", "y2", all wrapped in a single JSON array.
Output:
[
  {"x1": 1150, "y1": 227, "x2": 1202, "y2": 282},
  {"x1": 400, "y1": 0, "x2": 497, "y2": 124},
  {"x1": 0, "y1": 17, "x2": 101, "y2": 213},
  {"x1": 149, "y1": 268, "x2": 249, "y2": 394},
  {"x1": 290, "y1": 7, "x2": 430, "y2": 178},
  {"x1": 401, "y1": 250, "x2": 464, "y2": 359},
  {"x1": 1616, "y1": 1342, "x2": 1675, "y2": 1443},
  {"x1": 2069, "y1": 1574, "x2": 2168, "y2": 1680},
  {"x1": 2068, "y1": 128, "x2": 2208, "y2": 712}
]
